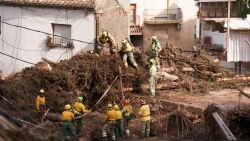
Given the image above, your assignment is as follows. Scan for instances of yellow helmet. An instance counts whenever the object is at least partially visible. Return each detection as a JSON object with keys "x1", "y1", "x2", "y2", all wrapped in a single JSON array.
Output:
[
  {"x1": 149, "y1": 59, "x2": 156, "y2": 64},
  {"x1": 122, "y1": 39, "x2": 127, "y2": 45},
  {"x1": 108, "y1": 103, "x2": 113, "y2": 109},
  {"x1": 141, "y1": 99, "x2": 146, "y2": 105},
  {"x1": 78, "y1": 96, "x2": 83, "y2": 101},
  {"x1": 40, "y1": 89, "x2": 45, "y2": 94},
  {"x1": 114, "y1": 104, "x2": 119, "y2": 110},
  {"x1": 64, "y1": 104, "x2": 71, "y2": 110},
  {"x1": 102, "y1": 31, "x2": 108, "y2": 38},
  {"x1": 151, "y1": 36, "x2": 158, "y2": 42}
]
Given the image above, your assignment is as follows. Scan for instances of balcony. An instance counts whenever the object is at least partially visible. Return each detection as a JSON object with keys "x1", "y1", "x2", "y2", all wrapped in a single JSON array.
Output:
[
  {"x1": 46, "y1": 36, "x2": 74, "y2": 49},
  {"x1": 144, "y1": 9, "x2": 183, "y2": 24},
  {"x1": 130, "y1": 26, "x2": 143, "y2": 35},
  {"x1": 130, "y1": 15, "x2": 143, "y2": 35}
]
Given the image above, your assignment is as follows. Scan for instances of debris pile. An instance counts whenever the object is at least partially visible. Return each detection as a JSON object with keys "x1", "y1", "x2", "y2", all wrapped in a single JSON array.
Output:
[
  {"x1": 227, "y1": 108, "x2": 250, "y2": 140},
  {"x1": 0, "y1": 53, "x2": 147, "y2": 119},
  {"x1": 160, "y1": 42, "x2": 230, "y2": 80}
]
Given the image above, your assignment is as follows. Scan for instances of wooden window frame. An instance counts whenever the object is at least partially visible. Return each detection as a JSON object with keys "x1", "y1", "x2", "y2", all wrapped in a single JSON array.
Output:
[{"x1": 130, "y1": 4, "x2": 136, "y2": 25}]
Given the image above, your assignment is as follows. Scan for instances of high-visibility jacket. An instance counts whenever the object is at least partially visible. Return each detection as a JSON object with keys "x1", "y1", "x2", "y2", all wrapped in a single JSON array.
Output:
[
  {"x1": 36, "y1": 95, "x2": 45, "y2": 111},
  {"x1": 123, "y1": 105, "x2": 133, "y2": 116},
  {"x1": 62, "y1": 110, "x2": 74, "y2": 121},
  {"x1": 139, "y1": 104, "x2": 151, "y2": 121},
  {"x1": 151, "y1": 41, "x2": 162, "y2": 52},
  {"x1": 98, "y1": 34, "x2": 116, "y2": 45},
  {"x1": 149, "y1": 65, "x2": 157, "y2": 76},
  {"x1": 74, "y1": 102, "x2": 87, "y2": 114},
  {"x1": 115, "y1": 110, "x2": 123, "y2": 120},
  {"x1": 106, "y1": 109, "x2": 116, "y2": 121},
  {"x1": 121, "y1": 42, "x2": 133, "y2": 52}
]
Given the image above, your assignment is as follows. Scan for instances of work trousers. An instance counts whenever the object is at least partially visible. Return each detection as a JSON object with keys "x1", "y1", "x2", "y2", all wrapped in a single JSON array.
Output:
[
  {"x1": 123, "y1": 51, "x2": 138, "y2": 68},
  {"x1": 102, "y1": 121, "x2": 116, "y2": 141},
  {"x1": 76, "y1": 117, "x2": 83, "y2": 135},
  {"x1": 61, "y1": 121, "x2": 76, "y2": 141},
  {"x1": 140, "y1": 120, "x2": 151, "y2": 138},
  {"x1": 123, "y1": 115, "x2": 132, "y2": 137},
  {"x1": 115, "y1": 119, "x2": 122, "y2": 140},
  {"x1": 149, "y1": 75, "x2": 156, "y2": 96}
]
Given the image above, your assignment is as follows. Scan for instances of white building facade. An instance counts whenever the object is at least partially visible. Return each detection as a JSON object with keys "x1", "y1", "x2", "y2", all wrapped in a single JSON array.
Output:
[
  {"x1": 130, "y1": 0, "x2": 197, "y2": 50},
  {"x1": 0, "y1": 0, "x2": 95, "y2": 76}
]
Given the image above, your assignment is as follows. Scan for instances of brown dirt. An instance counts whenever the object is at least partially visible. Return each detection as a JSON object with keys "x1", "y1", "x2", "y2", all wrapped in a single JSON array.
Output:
[{"x1": 0, "y1": 42, "x2": 250, "y2": 141}]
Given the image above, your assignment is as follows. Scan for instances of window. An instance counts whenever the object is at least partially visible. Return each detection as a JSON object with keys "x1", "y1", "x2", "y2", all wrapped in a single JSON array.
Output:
[
  {"x1": 216, "y1": 2, "x2": 224, "y2": 17},
  {"x1": 209, "y1": 3, "x2": 216, "y2": 17},
  {"x1": 224, "y1": 2, "x2": 228, "y2": 17},
  {"x1": 52, "y1": 24, "x2": 71, "y2": 46},
  {"x1": 201, "y1": 3, "x2": 209, "y2": 17},
  {"x1": 0, "y1": 16, "x2": 1, "y2": 35},
  {"x1": 130, "y1": 4, "x2": 136, "y2": 26},
  {"x1": 231, "y1": 2, "x2": 240, "y2": 17}
]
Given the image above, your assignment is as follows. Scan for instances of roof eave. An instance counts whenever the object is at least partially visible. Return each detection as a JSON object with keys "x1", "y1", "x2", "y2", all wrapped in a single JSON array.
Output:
[{"x1": 0, "y1": 2, "x2": 95, "y2": 10}]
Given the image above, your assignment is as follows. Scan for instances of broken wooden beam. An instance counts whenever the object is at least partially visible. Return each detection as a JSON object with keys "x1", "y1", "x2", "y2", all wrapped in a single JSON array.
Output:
[
  {"x1": 238, "y1": 89, "x2": 250, "y2": 99},
  {"x1": 212, "y1": 112, "x2": 237, "y2": 141},
  {"x1": 217, "y1": 76, "x2": 250, "y2": 82}
]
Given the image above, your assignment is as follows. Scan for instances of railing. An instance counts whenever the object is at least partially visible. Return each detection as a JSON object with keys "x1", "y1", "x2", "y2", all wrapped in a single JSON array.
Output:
[
  {"x1": 53, "y1": 37, "x2": 71, "y2": 46},
  {"x1": 144, "y1": 9, "x2": 182, "y2": 24},
  {"x1": 130, "y1": 26, "x2": 143, "y2": 35}
]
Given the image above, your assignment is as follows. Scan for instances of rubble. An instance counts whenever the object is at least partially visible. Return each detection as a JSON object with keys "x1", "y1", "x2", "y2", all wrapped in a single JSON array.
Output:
[{"x1": 0, "y1": 41, "x2": 249, "y2": 140}]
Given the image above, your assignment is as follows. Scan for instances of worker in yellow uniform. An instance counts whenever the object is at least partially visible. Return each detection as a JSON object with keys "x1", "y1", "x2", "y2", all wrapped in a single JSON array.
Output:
[
  {"x1": 139, "y1": 99, "x2": 151, "y2": 138},
  {"x1": 122, "y1": 99, "x2": 133, "y2": 137},
  {"x1": 149, "y1": 36, "x2": 162, "y2": 69},
  {"x1": 114, "y1": 104, "x2": 122, "y2": 140},
  {"x1": 61, "y1": 104, "x2": 77, "y2": 141},
  {"x1": 120, "y1": 38, "x2": 138, "y2": 68},
  {"x1": 102, "y1": 104, "x2": 116, "y2": 141},
  {"x1": 97, "y1": 30, "x2": 117, "y2": 55},
  {"x1": 149, "y1": 59, "x2": 157, "y2": 97},
  {"x1": 36, "y1": 89, "x2": 47, "y2": 114},
  {"x1": 73, "y1": 96, "x2": 88, "y2": 135}
]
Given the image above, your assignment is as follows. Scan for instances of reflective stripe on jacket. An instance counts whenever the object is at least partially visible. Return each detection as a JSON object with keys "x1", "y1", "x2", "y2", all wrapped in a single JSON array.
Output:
[
  {"x1": 149, "y1": 65, "x2": 157, "y2": 76},
  {"x1": 106, "y1": 109, "x2": 116, "y2": 121},
  {"x1": 139, "y1": 104, "x2": 151, "y2": 121},
  {"x1": 121, "y1": 42, "x2": 133, "y2": 52},
  {"x1": 115, "y1": 110, "x2": 123, "y2": 120},
  {"x1": 74, "y1": 102, "x2": 87, "y2": 113},
  {"x1": 98, "y1": 34, "x2": 116, "y2": 45},
  {"x1": 151, "y1": 41, "x2": 162, "y2": 51},
  {"x1": 123, "y1": 105, "x2": 133, "y2": 116}
]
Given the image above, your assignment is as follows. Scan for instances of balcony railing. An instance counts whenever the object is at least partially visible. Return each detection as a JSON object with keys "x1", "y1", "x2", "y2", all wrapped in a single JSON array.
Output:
[
  {"x1": 53, "y1": 37, "x2": 71, "y2": 46},
  {"x1": 144, "y1": 9, "x2": 183, "y2": 24},
  {"x1": 130, "y1": 26, "x2": 143, "y2": 35}
]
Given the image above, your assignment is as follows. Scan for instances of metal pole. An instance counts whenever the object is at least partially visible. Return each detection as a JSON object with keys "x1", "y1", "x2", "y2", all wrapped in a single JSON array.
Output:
[
  {"x1": 212, "y1": 112, "x2": 237, "y2": 140},
  {"x1": 227, "y1": 0, "x2": 231, "y2": 52}
]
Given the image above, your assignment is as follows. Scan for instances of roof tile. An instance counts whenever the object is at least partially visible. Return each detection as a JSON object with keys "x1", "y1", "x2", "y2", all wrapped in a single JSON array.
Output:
[{"x1": 0, "y1": 0, "x2": 95, "y2": 9}]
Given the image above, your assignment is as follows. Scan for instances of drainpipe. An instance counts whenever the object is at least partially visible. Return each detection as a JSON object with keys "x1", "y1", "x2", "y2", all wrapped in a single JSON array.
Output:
[
  {"x1": 94, "y1": 10, "x2": 102, "y2": 52},
  {"x1": 167, "y1": 0, "x2": 169, "y2": 9}
]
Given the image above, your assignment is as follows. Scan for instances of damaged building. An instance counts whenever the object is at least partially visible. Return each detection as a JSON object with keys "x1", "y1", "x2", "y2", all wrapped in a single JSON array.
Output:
[{"x1": 195, "y1": 0, "x2": 250, "y2": 73}]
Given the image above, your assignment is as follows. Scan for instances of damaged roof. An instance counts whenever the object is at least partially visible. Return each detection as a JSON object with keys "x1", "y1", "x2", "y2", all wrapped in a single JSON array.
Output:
[{"x1": 0, "y1": 0, "x2": 95, "y2": 9}]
